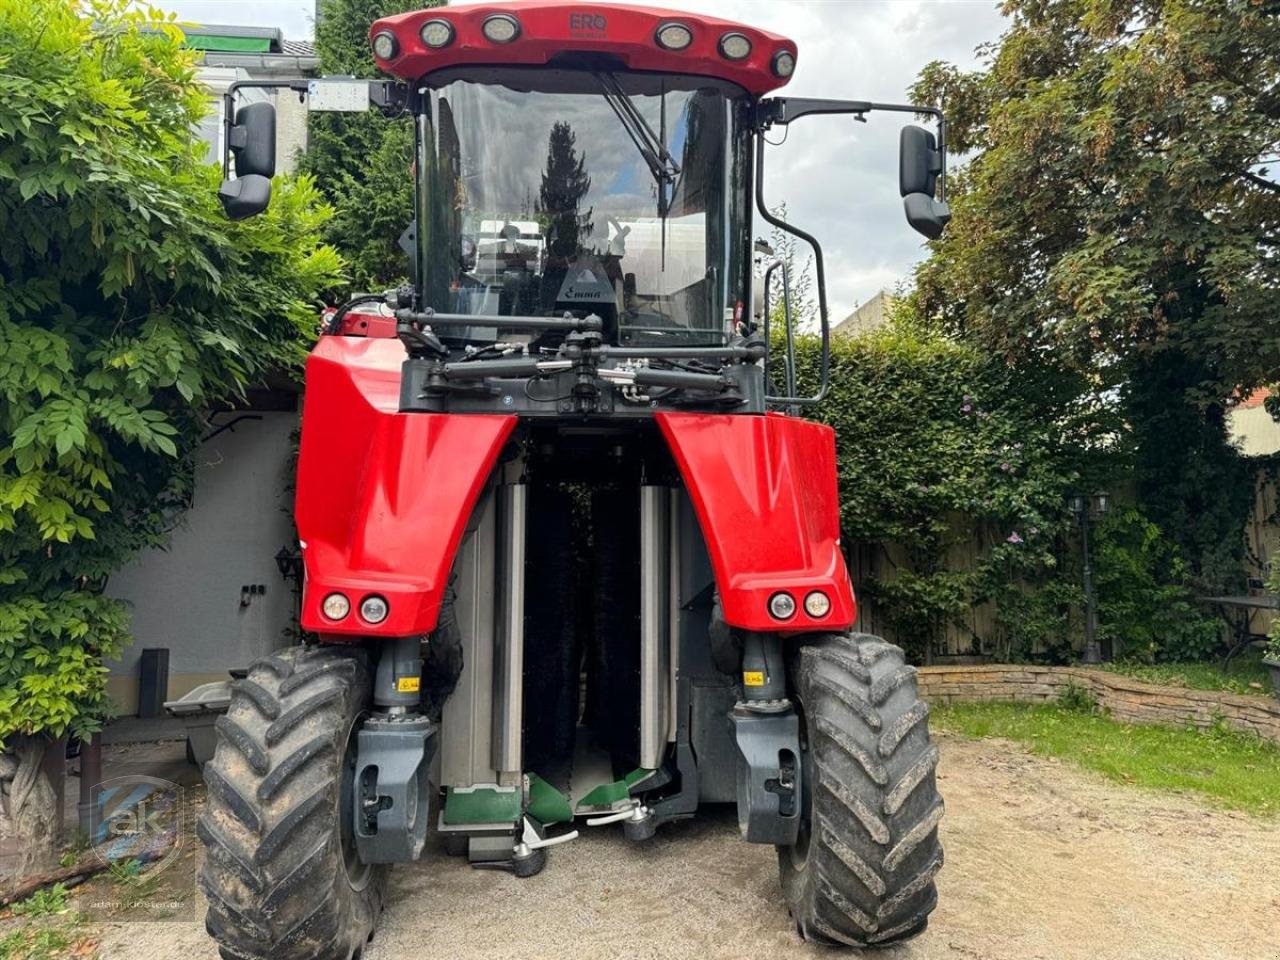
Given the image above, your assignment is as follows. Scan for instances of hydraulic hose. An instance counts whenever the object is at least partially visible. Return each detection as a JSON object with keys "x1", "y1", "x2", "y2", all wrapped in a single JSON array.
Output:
[{"x1": 325, "y1": 293, "x2": 385, "y2": 335}]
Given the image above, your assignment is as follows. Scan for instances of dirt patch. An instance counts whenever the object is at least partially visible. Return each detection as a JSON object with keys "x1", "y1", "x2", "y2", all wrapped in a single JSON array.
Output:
[{"x1": 75, "y1": 732, "x2": 1280, "y2": 960}]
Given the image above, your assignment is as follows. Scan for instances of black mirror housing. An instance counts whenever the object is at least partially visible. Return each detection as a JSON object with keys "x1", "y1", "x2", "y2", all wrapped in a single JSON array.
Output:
[
  {"x1": 899, "y1": 125, "x2": 941, "y2": 198},
  {"x1": 229, "y1": 102, "x2": 276, "y2": 179},
  {"x1": 219, "y1": 174, "x2": 272, "y2": 220},
  {"x1": 903, "y1": 193, "x2": 951, "y2": 240}
]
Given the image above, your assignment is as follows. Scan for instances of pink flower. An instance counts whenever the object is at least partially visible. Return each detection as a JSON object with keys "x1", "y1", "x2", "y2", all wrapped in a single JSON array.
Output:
[{"x1": 1007, "y1": 532, "x2": 1024, "y2": 544}]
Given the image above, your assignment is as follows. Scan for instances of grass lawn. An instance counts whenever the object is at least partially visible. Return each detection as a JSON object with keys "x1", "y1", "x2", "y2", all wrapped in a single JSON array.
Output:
[
  {"x1": 932, "y1": 701, "x2": 1280, "y2": 816},
  {"x1": 1093, "y1": 651, "x2": 1274, "y2": 697}
]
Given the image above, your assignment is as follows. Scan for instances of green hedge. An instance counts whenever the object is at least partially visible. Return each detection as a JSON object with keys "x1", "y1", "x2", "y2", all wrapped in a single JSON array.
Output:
[
  {"x1": 786, "y1": 324, "x2": 1076, "y2": 657},
  {"x1": 0, "y1": 0, "x2": 342, "y2": 745},
  {"x1": 787, "y1": 320, "x2": 1217, "y2": 662}
]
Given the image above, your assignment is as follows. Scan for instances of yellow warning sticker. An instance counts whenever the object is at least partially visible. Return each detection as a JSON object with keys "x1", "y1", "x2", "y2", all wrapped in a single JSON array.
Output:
[
  {"x1": 743, "y1": 671, "x2": 765, "y2": 687},
  {"x1": 396, "y1": 676, "x2": 421, "y2": 693}
]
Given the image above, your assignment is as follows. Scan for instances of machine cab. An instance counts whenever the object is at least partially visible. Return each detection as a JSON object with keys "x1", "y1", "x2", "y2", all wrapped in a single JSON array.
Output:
[{"x1": 218, "y1": 2, "x2": 949, "y2": 411}]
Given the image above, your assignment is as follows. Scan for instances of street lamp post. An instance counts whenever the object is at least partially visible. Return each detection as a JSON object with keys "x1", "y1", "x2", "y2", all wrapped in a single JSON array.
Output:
[{"x1": 1070, "y1": 492, "x2": 1109, "y2": 665}]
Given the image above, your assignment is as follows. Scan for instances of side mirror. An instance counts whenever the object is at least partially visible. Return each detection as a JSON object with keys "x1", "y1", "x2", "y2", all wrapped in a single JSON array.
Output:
[
  {"x1": 229, "y1": 102, "x2": 276, "y2": 178},
  {"x1": 899, "y1": 124, "x2": 950, "y2": 239},
  {"x1": 219, "y1": 174, "x2": 272, "y2": 220},
  {"x1": 903, "y1": 193, "x2": 951, "y2": 240}
]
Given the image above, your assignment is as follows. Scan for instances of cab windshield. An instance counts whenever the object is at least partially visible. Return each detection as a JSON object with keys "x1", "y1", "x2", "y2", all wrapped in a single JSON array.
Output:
[{"x1": 416, "y1": 67, "x2": 752, "y2": 346}]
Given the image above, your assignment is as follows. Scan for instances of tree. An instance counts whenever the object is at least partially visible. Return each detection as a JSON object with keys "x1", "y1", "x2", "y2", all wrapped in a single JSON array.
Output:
[
  {"x1": 0, "y1": 0, "x2": 341, "y2": 879},
  {"x1": 537, "y1": 122, "x2": 594, "y2": 259},
  {"x1": 302, "y1": 0, "x2": 440, "y2": 289},
  {"x1": 911, "y1": 0, "x2": 1280, "y2": 592}
]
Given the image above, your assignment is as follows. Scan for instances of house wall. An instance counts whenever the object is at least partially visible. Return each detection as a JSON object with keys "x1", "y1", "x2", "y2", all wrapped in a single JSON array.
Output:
[
  {"x1": 833, "y1": 290, "x2": 895, "y2": 338},
  {"x1": 1230, "y1": 402, "x2": 1280, "y2": 458},
  {"x1": 105, "y1": 412, "x2": 298, "y2": 712}
]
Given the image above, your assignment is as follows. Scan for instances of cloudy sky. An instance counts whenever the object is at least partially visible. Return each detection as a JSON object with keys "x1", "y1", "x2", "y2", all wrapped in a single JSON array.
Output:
[{"x1": 161, "y1": 0, "x2": 1007, "y2": 320}]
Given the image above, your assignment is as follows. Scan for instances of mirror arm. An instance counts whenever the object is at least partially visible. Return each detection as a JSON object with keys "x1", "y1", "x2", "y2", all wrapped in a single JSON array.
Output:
[
  {"x1": 759, "y1": 97, "x2": 947, "y2": 202},
  {"x1": 220, "y1": 78, "x2": 411, "y2": 179}
]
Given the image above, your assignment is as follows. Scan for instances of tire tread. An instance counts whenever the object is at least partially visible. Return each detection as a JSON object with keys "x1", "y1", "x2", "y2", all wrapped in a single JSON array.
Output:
[
  {"x1": 198, "y1": 645, "x2": 384, "y2": 960},
  {"x1": 780, "y1": 633, "x2": 944, "y2": 948}
]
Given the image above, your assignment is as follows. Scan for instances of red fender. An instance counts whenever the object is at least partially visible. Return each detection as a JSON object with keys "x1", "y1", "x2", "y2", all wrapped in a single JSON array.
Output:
[
  {"x1": 656, "y1": 412, "x2": 856, "y2": 632},
  {"x1": 295, "y1": 337, "x2": 516, "y2": 636}
]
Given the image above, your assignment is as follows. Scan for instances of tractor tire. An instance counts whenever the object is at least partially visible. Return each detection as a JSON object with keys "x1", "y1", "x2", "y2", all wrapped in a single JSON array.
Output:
[
  {"x1": 779, "y1": 633, "x2": 943, "y2": 948},
  {"x1": 198, "y1": 645, "x2": 387, "y2": 960}
]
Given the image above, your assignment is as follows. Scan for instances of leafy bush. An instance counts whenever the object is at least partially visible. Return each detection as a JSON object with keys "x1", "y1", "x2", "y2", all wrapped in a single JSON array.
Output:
[
  {"x1": 1092, "y1": 509, "x2": 1221, "y2": 662},
  {"x1": 791, "y1": 317, "x2": 1095, "y2": 658},
  {"x1": 0, "y1": 0, "x2": 342, "y2": 746}
]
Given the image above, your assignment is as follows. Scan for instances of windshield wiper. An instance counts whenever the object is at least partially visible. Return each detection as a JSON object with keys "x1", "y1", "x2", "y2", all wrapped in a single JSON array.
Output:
[{"x1": 594, "y1": 72, "x2": 681, "y2": 207}]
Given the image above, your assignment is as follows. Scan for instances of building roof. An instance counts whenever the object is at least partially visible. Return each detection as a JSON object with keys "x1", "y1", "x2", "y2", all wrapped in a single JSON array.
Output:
[
  {"x1": 182, "y1": 24, "x2": 317, "y2": 64},
  {"x1": 1235, "y1": 387, "x2": 1272, "y2": 411}
]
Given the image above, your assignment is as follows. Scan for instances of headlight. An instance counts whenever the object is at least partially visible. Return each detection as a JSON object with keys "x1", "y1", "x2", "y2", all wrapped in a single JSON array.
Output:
[
  {"x1": 359, "y1": 595, "x2": 389, "y2": 624},
  {"x1": 322, "y1": 593, "x2": 351, "y2": 620},
  {"x1": 420, "y1": 19, "x2": 454, "y2": 49},
  {"x1": 482, "y1": 14, "x2": 520, "y2": 43},
  {"x1": 371, "y1": 31, "x2": 398, "y2": 60},
  {"x1": 804, "y1": 591, "x2": 831, "y2": 618},
  {"x1": 719, "y1": 33, "x2": 752, "y2": 61},
  {"x1": 772, "y1": 49, "x2": 796, "y2": 78},
  {"x1": 768, "y1": 592, "x2": 796, "y2": 620},
  {"x1": 655, "y1": 22, "x2": 693, "y2": 51}
]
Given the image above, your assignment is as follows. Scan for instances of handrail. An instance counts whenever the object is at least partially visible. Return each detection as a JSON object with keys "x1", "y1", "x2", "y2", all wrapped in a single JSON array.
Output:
[
  {"x1": 761, "y1": 259, "x2": 797, "y2": 404},
  {"x1": 754, "y1": 135, "x2": 831, "y2": 406}
]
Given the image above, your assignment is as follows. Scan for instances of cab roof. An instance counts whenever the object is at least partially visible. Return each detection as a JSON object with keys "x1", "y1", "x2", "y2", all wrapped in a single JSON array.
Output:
[{"x1": 369, "y1": 2, "x2": 797, "y2": 96}]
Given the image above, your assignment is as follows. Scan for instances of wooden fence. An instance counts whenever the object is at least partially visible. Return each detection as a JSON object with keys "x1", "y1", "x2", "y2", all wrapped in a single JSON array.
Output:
[{"x1": 848, "y1": 469, "x2": 1280, "y2": 660}]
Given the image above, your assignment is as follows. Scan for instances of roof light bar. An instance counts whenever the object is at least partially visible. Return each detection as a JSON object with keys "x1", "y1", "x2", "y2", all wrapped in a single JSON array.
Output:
[
  {"x1": 419, "y1": 18, "x2": 454, "y2": 49},
  {"x1": 654, "y1": 21, "x2": 693, "y2": 51},
  {"x1": 718, "y1": 32, "x2": 752, "y2": 61},
  {"x1": 482, "y1": 13, "x2": 520, "y2": 44},
  {"x1": 371, "y1": 30, "x2": 398, "y2": 61}
]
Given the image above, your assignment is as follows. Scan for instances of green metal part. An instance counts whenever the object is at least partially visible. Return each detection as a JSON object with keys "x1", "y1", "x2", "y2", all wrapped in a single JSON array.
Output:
[
  {"x1": 575, "y1": 768, "x2": 652, "y2": 811},
  {"x1": 526, "y1": 774, "x2": 574, "y2": 826},
  {"x1": 442, "y1": 786, "x2": 521, "y2": 825}
]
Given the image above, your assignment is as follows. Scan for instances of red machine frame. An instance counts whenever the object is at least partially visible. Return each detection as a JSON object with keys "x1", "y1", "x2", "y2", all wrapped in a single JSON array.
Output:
[{"x1": 296, "y1": 337, "x2": 855, "y2": 637}]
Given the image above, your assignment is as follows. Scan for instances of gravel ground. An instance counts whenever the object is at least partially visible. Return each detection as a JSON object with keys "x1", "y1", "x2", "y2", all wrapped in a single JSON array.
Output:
[{"x1": 83, "y1": 732, "x2": 1280, "y2": 960}]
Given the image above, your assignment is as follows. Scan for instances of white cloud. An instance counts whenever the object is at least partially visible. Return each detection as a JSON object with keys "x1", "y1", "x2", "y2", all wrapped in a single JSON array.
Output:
[
  {"x1": 160, "y1": 0, "x2": 315, "y2": 36},
  {"x1": 159, "y1": 0, "x2": 1006, "y2": 319}
]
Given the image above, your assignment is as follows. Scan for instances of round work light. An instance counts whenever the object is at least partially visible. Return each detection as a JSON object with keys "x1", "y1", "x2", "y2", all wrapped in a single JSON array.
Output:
[
  {"x1": 322, "y1": 593, "x2": 351, "y2": 621},
  {"x1": 768, "y1": 592, "x2": 797, "y2": 620},
  {"x1": 804, "y1": 591, "x2": 831, "y2": 618},
  {"x1": 420, "y1": 19, "x2": 454, "y2": 48},
  {"x1": 371, "y1": 30, "x2": 398, "y2": 60},
  {"x1": 772, "y1": 49, "x2": 796, "y2": 78},
  {"x1": 655, "y1": 22, "x2": 694, "y2": 51},
  {"x1": 719, "y1": 32, "x2": 752, "y2": 61},
  {"x1": 360, "y1": 595, "x2": 389, "y2": 625},
  {"x1": 482, "y1": 14, "x2": 520, "y2": 43}
]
